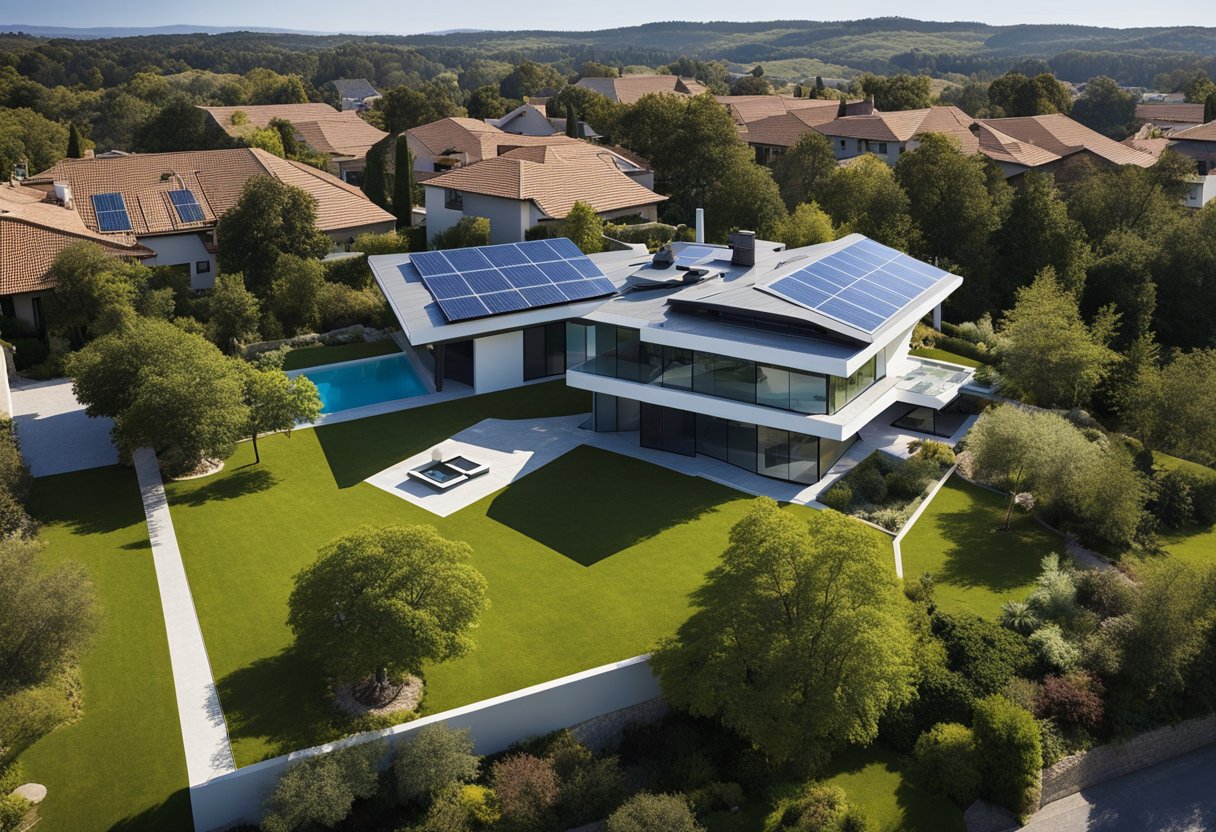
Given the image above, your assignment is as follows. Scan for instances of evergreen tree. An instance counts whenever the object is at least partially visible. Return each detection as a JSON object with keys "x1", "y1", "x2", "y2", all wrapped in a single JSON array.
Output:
[
  {"x1": 1205, "y1": 91, "x2": 1216, "y2": 123},
  {"x1": 66, "y1": 123, "x2": 83, "y2": 158},
  {"x1": 392, "y1": 135, "x2": 413, "y2": 229},
  {"x1": 565, "y1": 101, "x2": 578, "y2": 138},
  {"x1": 361, "y1": 134, "x2": 391, "y2": 211}
]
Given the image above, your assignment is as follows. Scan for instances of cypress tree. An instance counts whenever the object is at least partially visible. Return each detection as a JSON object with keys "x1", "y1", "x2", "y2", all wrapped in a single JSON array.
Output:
[
  {"x1": 362, "y1": 135, "x2": 391, "y2": 210},
  {"x1": 67, "y1": 123, "x2": 83, "y2": 158},
  {"x1": 1205, "y1": 91, "x2": 1216, "y2": 124},
  {"x1": 565, "y1": 101, "x2": 579, "y2": 138},
  {"x1": 392, "y1": 134, "x2": 413, "y2": 228}
]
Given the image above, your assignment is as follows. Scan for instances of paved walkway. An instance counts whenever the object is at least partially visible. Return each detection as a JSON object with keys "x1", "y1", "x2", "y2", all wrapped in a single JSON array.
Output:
[
  {"x1": 133, "y1": 447, "x2": 235, "y2": 786},
  {"x1": 10, "y1": 377, "x2": 118, "y2": 476},
  {"x1": 1020, "y1": 744, "x2": 1216, "y2": 832}
]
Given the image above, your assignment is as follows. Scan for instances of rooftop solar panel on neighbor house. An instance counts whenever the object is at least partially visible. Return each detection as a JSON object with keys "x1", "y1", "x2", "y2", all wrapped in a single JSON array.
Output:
[
  {"x1": 759, "y1": 238, "x2": 950, "y2": 335},
  {"x1": 411, "y1": 239, "x2": 616, "y2": 323},
  {"x1": 168, "y1": 189, "x2": 206, "y2": 223},
  {"x1": 91, "y1": 192, "x2": 133, "y2": 232}
]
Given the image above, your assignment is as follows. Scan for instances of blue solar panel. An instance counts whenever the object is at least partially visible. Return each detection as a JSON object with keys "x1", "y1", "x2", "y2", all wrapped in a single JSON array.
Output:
[
  {"x1": 760, "y1": 239, "x2": 951, "y2": 335},
  {"x1": 168, "y1": 189, "x2": 205, "y2": 223},
  {"x1": 414, "y1": 238, "x2": 616, "y2": 322},
  {"x1": 92, "y1": 192, "x2": 132, "y2": 232}
]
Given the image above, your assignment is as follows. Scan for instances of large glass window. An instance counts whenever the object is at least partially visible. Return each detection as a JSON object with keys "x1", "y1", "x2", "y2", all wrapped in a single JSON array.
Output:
[
  {"x1": 663, "y1": 346, "x2": 693, "y2": 389},
  {"x1": 790, "y1": 371, "x2": 827, "y2": 414},
  {"x1": 692, "y1": 352, "x2": 717, "y2": 396},
  {"x1": 757, "y1": 426, "x2": 790, "y2": 480},
  {"x1": 696, "y1": 413, "x2": 729, "y2": 462},
  {"x1": 756, "y1": 365, "x2": 789, "y2": 409},
  {"x1": 789, "y1": 432, "x2": 819, "y2": 484},
  {"x1": 615, "y1": 327, "x2": 641, "y2": 382},
  {"x1": 728, "y1": 421, "x2": 757, "y2": 472},
  {"x1": 715, "y1": 357, "x2": 756, "y2": 403},
  {"x1": 523, "y1": 323, "x2": 567, "y2": 381}
]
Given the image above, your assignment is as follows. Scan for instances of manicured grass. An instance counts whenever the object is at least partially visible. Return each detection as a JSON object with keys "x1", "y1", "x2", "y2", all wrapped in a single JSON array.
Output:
[
  {"x1": 165, "y1": 382, "x2": 828, "y2": 766},
  {"x1": 15, "y1": 467, "x2": 190, "y2": 832},
  {"x1": 899, "y1": 476, "x2": 1065, "y2": 619},
  {"x1": 704, "y1": 745, "x2": 964, "y2": 832},
  {"x1": 910, "y1": 347, "x2": 984, "y2": 369},
  {"x1": 1153, "y1": 451, "x2": 1216, "y2": 568},
  {"x1": 280, "y1": 338, "x2": 400, "y2": 370}
]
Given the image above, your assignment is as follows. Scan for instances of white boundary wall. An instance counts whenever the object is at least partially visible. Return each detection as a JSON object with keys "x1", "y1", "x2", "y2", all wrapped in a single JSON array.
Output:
[{"x1": 190, "y1": 654, "x2": 660, "y2": 832}]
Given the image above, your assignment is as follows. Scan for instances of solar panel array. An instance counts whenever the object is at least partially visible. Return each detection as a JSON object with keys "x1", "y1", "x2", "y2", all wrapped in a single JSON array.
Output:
[
  {"x1": 761, "y1": 238, "x2": 950, "y2": 334},
  {"x1": 91, "y1": 192, "x2": 132, "y2": 232},
  {"x1": 410, "y1": 239, "x2": 617, "y2": 323},
  {"x1": 168, "y1": 189, "x2": 205, "y2": 223}
]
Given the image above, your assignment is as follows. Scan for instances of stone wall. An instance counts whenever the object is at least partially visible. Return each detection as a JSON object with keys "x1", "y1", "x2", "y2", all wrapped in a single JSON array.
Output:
[
  {"x1": 569, "y1": 697, "x2": 668, "y2": 752},
  {"x1": 1040, "y1": 714, "x2": 1216, "y2": 806}
]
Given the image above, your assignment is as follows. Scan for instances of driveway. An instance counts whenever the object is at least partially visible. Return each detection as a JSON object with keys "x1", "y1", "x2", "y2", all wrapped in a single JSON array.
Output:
[
  {"x1": 1021, "y1": 744, "x2": 1216, "y2": 832},
  {"x1": 10, "y1": 377, "x2": 119, "y2": 477}
]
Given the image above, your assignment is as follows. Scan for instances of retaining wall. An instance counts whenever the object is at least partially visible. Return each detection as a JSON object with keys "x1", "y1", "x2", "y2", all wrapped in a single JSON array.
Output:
[
  {"x1": 190, "y1": 655, "x2": 661, "y2": 831},
  {"x1": 1039, "y1": 714, "x2": 1216, "y2": 806}
]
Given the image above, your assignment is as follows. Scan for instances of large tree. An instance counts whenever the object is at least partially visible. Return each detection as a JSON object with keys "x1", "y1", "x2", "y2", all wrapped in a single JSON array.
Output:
[
  {"x1": 42, "y1": 242, "x2": 146, "y2": 346},
  {"x1": 392, "y1": 134, "x2": 414, "y2": 228},
  {"x1": 1070, "y1": 76, "x2": 1138, "y2": 139},
  {"x1": 204, "y1": 272, "x2": 261, "y2": 354},
  {"x1": 986, "y1": 72, "x2": 1071, "y2": 117},
  {"x1": 241, "y1": 367, "x2": 322, "y2": 464},
  {"x1": 1117, "y1": 347, "x2": 1216, "y2": 467},
  {"x1": 378, "y1": 81, "x2": 463, "y2": 134},
  {"x1": 499, "y1": 61, "x2": 565, "y2": 101},
  {"x1": 268, "y1": 254, "x2": 325, "y2": 335},
  {"x1": 68, "y1": 318, "x2": 249, "y2": 475},
  {"x1": 465, "y1": 85, "x2": 508, "y2": 121},
  {"x1": 651, "y1": 499, "x2": 915, "y2": 764},
  {"x1": 858, "y1": 73, "x2": 932, "y2": 111},
  {"x1": 287, "y1": 525, "x2": 489, "y2": 704},
  {"x1": 992, "y1": 171, "x2": 1090, "y2": 309},
  {"x1": 215, "y1": 176, "x2": 330, "y2": 295},
  {"x1": 774, "y1": 202, "x2": 835, "y2": 249},
  {"x1": 771, "y1": 131, "x2": 836, "y2": 210},
  {"x1": 818, "y1": 154, "x2": 917, "y2": 250}
]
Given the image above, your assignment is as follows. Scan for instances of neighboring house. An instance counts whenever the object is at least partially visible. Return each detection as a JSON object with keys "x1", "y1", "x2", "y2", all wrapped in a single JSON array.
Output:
[
  {"x1": 717, "y1": 94, "x2": 868, "y2": 129},
  {"x1": 977, "y1": 114, "x2": 1158, "y2": 177},
  {"x1": 730, "y1": 99, "x2": 873, "y2": 164},
  {"x1": 817, "y1": 106, "x2": 978, "y2": 166},
  {"x1": 1167, "y1": 120, "x2": 1216, "y2": 208},
  {"x1": 1123, "y1": 124, "x2": 1172, "y2": 158},
  {"x1": 1135, "y1": 103, "x2": 1205, "y2": 134},
  {"x1": 0, "y1": 182, "x2": 153, "y2": 328},
  {"x1": 486, "y1": 103, "x2": 600, "y2": 140},
  {"x1": 574, "y1": 75, "x2": 707, "y2": 104},
  {"x1": 26, "y1": 148, "x2": 395, "y2": 290},
  {"x1": 422, "y1": 142, "x2": 666, "y2": 245},
  {"x1": 199, "y1": 103, "x2": 388, "y2": 185},
  {"x1": 326, "y1": 78, "x2": 381, "y2": 112},
  {"x1": 368, "y1": 232, "x2": 972, "y2": 489}
]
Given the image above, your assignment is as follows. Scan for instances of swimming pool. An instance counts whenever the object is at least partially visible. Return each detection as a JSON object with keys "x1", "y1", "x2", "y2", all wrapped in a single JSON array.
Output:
[{"x1": 295, "y1": 354, "x2": 429, "y2": 413}]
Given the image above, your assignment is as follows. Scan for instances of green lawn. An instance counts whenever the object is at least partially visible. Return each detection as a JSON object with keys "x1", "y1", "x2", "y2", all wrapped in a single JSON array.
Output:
[
  {"x1": 165, "y1": 382, "x2": 820, "y2": 766},
  {"x1": 15, "y1": 467, "x2": 190, "y2": 832},
  {"x1": 899, "y1": 476, "x2": 1065, "y2": 619},
  {"x1": 704, "y1": 745, "x2": 964, "y2": 832},
  {"x1": 281, "y1": 338, "x2": 400, "y2": 370},
  {"x1": 1153, "y1": 451, "x2": 1216, "y2": 568},
  {"x1": 910, "y1": 347, "x2": 984, "y2": 369}
]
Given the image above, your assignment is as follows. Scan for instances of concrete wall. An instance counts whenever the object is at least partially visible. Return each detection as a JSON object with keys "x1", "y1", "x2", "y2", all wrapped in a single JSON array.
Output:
[
  {"x1": 474, "y1": 330, "x2": 524, "y2": 393},
  {"x1": 1184, "y1": 174, "x2": 1216, "y2": 209},
  {"x1": 139, "y1": 232, "x2": 216, "y2": 290},
  {"x1": 1039, "y1": 714, "x2": 1216, "y2": 806},
  {"x1": 190, "y1": 655, "x2": 661, "y2": 832},
  {"x1": 423, "y1": 186, "x2": 465, "y2": 242}
]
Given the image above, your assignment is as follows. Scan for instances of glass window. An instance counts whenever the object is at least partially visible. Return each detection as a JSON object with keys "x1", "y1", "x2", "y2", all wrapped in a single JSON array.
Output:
[
  {"x1": 545, "y1": 322, "x2": 565, "y2": 376},
  {"x1": 692, "y1": 352, "x2": 717, "y2": 396},
  {"x1": 595, "y1": 393, "x2": 617, "y2": 431},
  {"x1": 615, "y1": 327, "x2": 641, "y2": 382},
  {"x1": 757, "y1": 426, "x2": 790, "y2": 481},
  {"x1": 789, "y1": 371, "x2": 827, "y2": 414},
  {"x1": 640, "y1": 402, "x2": 663, "y2": 450},
  {"x1": 728, "y1": 420, "x2": 757, "y2": 472},
  {"x1": 565, "y1": 322, "x2": 589, "y2": 367},
  {"x1": 756, "y1": 365, "x2": 789, "y2": 410},
  {"x1": 696, "y1": 413, "x2": 728, "y2": 462},
  {"x1": 444, "y1": 189, "x2": 463, "y2": 210},
  {"x1": 639, "y1": 341, "x2": 663, "y2": 384},
  {"x1": 662, "y1": 347, "x2": 693, "y2": 389},
  {"x1": 195, "y1": 260, "x2": 211, "y2": 274},
  {"x1": 714, "y1": 357, "x2": 756, "y2": 403},
  {"x1": 878, "y1": 142, "x2": 888, "y2": 154},
  {"x1": 789, "y1": 432, "x2": 820, "y2": 484},
  {"x1": 523, "y1": 326, "x2": 547, "y2": 381},
  {"x1": 662, "y1": 407, "x2": 696, "y2": 456}
]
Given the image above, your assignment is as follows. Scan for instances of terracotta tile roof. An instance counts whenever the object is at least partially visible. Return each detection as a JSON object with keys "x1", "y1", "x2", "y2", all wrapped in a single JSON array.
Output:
[
  {"x1": 423, "y1": 143, "x2": 665, "y2": 219},
  {"x1": 201, "y1": 104, "x2": 388, "y2": 158},
  {"x1": 979, "y1": 114, "x2": 1157, "y2": 168},
  {"x1": 717, "y1": 95, "x2": 845, "y2": 126},
  {"x1": 1135, "y1": 103, "x2": 1205, "y2": 125},
  {"x1": 741, "y1": 105, "x2": 846, "y2": 148},
  {"x1": 28, "y1": 148, "x2": 394, "y2": 237},
  {"x1": 407, "y1": 119, "x2": 648, "y2": 173},
  {"x1": 818, "y1": 106, "x2": 977, "y2": 147},
  {"x1": 0, "y1": 183, "x2": 152, "y2": 295},
  {"x1": 974, "y1": 123, "x2": 1062, "y2": 167},
  {"x1": 1171, "y1": 120, "x2": 1216, "y2": 142},
  {"x1": 574, "y1": 75, "x2": 706, "y2": 104}
]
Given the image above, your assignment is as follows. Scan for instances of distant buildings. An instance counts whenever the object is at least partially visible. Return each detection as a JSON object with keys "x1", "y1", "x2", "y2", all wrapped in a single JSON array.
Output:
[
  {"x1": 1135, "y1": 102, "x2": 1204, "y2": 134},
  {"x1": 574, "y1": 75, "x2": 707, "y2": 104},
  {"x1": 486, "y1": 103, "x2": 600, "y2": 140},
  {"x1": 1167, "y1": 120, "x2": 1216, "y2": 207},
  {"x1": 325, "y1": 78, "x2": 381, "y2": 112}
]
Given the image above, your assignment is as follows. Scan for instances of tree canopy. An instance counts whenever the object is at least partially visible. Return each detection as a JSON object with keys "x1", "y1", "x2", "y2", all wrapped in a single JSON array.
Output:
[
  {"x1": 215, "y1": 176, "x2": 330, "y2": 294},
  {"x1": 858, "y1": 73, "x2": 932, "y2": 110},
  {"x1": 241, "y1": 366, "x2": 322, "y2": 464},
  {"x1": 771, "y1": 131, "x2": 836, "y2": 211},
  {"x1": 818, "y1": 154, "x2": 917, "y2": 250},
  {"x1": 1070, "y1": 76, "x2": 1138, "y2": 138}
]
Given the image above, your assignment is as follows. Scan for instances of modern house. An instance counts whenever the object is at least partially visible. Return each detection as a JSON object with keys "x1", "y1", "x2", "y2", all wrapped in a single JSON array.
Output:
[
  {"x1": 199, "y1": 103, "x2": 388, "y2": 184},
  {"x1": 326, "y1": 78, "x2": 381, "y2": 112},
  {"x1": 421, "y1": 142, "x2": 665, "y2": 245},
  {"x1": 368, "y1": 232, "x2": 973, "y2": 487},
  {"x1": 1135, "y1": 102, "x2": 1205, "y2": 133},
  {"x1": 0, "y1": 182, "x2": 152, "y2": 328},
  {"x1": 574, "y1": 75, "x2": 708, "y2": 104},
  {"x1": 1167, "y1": 120, "x2": 1216, "y2": 207},
  {"x1": 26, "y1": 148, "x2": 395, "y2": 289},
  {"x1": 486, "y1": 103, "x2": 600, "y2": 140}
]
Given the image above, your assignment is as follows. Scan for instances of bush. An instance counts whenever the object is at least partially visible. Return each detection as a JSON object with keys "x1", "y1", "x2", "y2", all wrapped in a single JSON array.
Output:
[
  {"x1": 879, "y1": 659, "x2": 975, "y2": 753},
  {"x1": 0, "y1": 794, "x2": 31, "y2": 832},
  {"x1": 932, "y1": 612, "x2": 1035, "y2": 696},
  {"x1": 0, "y1": 438, "x2": 32, "y2": 505},
  {"x1": 857, "y1": 505, "x2": 913, "y2": 532},
  {"x1": 458, "y1": 784, "x2": 501, "y2": 827},
  {"x1": 1074, "y1": 568, "x2": 1136, "y2": 619},
  {"x1": 603, "y1": 221, "x2": 681, "y2": 249},
  {"x1": 260, "y1": 742, "x2": 385, "y2": 832},
  {"x1": 394, "y1": 724, "x2": 481, "y2": 806},
  {"x1": 1151, "y1": 469, "x2": 1195, "y2": 529},
  {"x1": 884, "y1": 457, "x2": 938, "y2": 500},
  {"x1": 1034, "y1": 673, "x2": 1103, "y2": 730},
  {"x1": 11, "y1": 337, "x2": 49, "y2": 371},
  {"x1": 490, "y1": 753, "x2": 559, "y2": 831},
  {"x1": 0, "y1": 762, "x2": 24, "y2": 794},
  {"x1": 851, "y1": 465, "x2": 888, "y2": 504},
  {"x1": 764, "y1": 782, "x2": 858, "y2": 832},
  {"x1": 935, "y1": 336, "x2": 989, "y2": 364},
  {"x1": 972, "y1": 696, "x2": 1043, "y2": 821},
  {"x1": 1028, "y1": 624, "x2": 1081, "y2": 672},
  {"x1": 0, "y1": 489, "x2": 34, "y2": 539},
  {"x1": 999, "y1": 601, "x2": 1041, "y2": 635},
  {"x1": 1189, "y1": 475, "x2": 1216, "y2": 526},
  {"x1": 547, "y1": 732, "x2": 629, "y2": 827},
  {"x1": 913, "y1": 722, "x2": 981, "y2": 806},
  {"x1": 607, "y1": 793, "x2": 703, "y2": 832},
  {"x1": 317, "y1": 283, "x2": 388, "y2": 331},
  {"x1": 324, "y1": 254, "x2": 373, "y2": 289},
  {"x1": 910, "y1": 439, "x2": 956, "y2": 467},
  {"x1": 820, "y1": 484, "x2": 853, "y2": 513},
  {"x1": 432, "y1": 217, "x2": 490, "y2": 250},
  {"x1": 687, "y1": 781, "x2": 744, "y2": 816}
]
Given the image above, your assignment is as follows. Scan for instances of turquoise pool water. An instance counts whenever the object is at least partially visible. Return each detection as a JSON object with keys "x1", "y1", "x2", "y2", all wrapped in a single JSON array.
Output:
[{"x1": 298, "y1": 354, "x2": 428, "y2": 413}]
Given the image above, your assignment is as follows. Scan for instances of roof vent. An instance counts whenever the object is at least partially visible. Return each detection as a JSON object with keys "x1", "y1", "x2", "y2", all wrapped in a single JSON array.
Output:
[
  {"x1": 52, "y1": 181, "x2": 72, "y2": 208},
  {"x1": 729, "y1": 230, "x2": 756, "y2": 267},
  {"x1": 651, "y1": 246, "x2": 675, "y2": 269}
]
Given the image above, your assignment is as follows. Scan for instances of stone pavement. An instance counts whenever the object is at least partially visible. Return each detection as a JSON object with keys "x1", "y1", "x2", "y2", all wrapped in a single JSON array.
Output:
[{"x1": 10, "y1": 377, "x2": 118, "y2": 476}]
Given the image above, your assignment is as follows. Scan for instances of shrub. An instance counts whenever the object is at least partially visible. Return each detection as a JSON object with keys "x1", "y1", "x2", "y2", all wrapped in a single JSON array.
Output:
[
  {"x1": 607, "y1": 793, "x2": 703, "y2": 832},
  {"x1": 394, "y1": 724, "x2": 481, "y2": 806},
  {"x1": 764, "y1": 782, "x2": 856, "y2": 832},
  {"x1": 935, "y1": 336, "x2": 989, "y2": 364},
  {"x1": 932, "y1": 612, "x2": 1035, "y2": 696},
  {"x1": 972, "y1": 696, "x2": 1043, "y2": 821},
  {"x1": 0, "y1": 440, "x2": 31, "y2": 509},
  {"x1": 1037, "y1": 718, "x2": 1070, "y2": 767},
  {"x1": 1074, "y1": 568, "x2": 1136, "y2": 619},
  {"x1": 904, "y1": 572, "x2": 936, "y2": 607},
  {"x1": 433, "y1": 217, "x2": 490, "y2": 250},
  {"x1": 457, "y1": 784, "x2": 501, "y2": 827},
  {"x1": 0, "y1": 490, "x2": 35, "y2": 539},
  {"x1": 318, "y1": 282, "x2": 389, "y2": 331},
  {"x1": 913, "y1": 722, "x2": 981, "y2": 806},
  {"x1": 884, "y1": 457, "x2": 939, "y2": 500},
  {"x1": 0, "y1": 794, "x2": 31, "y2": 832},
  {"x1": 851, "y1": 465, "x2": 887, "y2": 504},
  {"x1": 260, "y1": 742, "x2": 385, "y2": 832},
  {"x1": 413, "y1": 785, "x2": 478, "y2": 832},
  {"x1": 1034, "y1": 673, "x2": 1104, "y2": 730},
  {"x1": 324, "y1": 254, "x2": 372, "y2": 289},
  {"x1": 1002, "y1": 677, "x2": 1041, "y2": 713},
  {"x1": 1026, "y1": 555, "x2": 1079, "y2": 626},
  {"x1": 1189, "y1": 475, "x2": 1216, "y2": 526},
  {"x1": 857, "y1": 505, "x2": 912, "y2": 531},
  {"x1": 688, "y1": 781, "x2": 744, "y2": 816},
  {"x1": 909, "y1": 439, "x2": 956, "y2": 467},
  {"x1": 0, "y1": 762, "x2": 23, "y2": 794},
  {"x1": 820, "y1": 484, "x2": 853, "y2": 513},
  {"x1": 999, "y1": 601, "x2": 1041, "y2": 635},
  {"x1": 1029, "y1": 624, "x2": 1081, "y2": 672},
  {"x1": 490, "y1": 753, "x2": 559, "y2": 831},
  {"x1": 547, "y1": 733, "x2": 628, "y2": 827},
  {"x1": 1151, "y1": 469, "x2": 1195, "y2": 529},
  {"x1": 879, "y1": 657, "x2": 975, "y2": 753}
]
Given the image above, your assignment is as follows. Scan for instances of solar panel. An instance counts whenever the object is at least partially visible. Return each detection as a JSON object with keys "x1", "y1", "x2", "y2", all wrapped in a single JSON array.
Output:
[
  {"x1": 168, "y1": 189, "x2": 205, "y2": 223},
  {"x1": 91, "y1": 192, "x2": 132, "y2": 232},
  {"x1": 413, "y1": 238, "x2": 614, "y2": 323},
  {"x1": 760, "y1": 239, "x2": 951, "y2": 335}
]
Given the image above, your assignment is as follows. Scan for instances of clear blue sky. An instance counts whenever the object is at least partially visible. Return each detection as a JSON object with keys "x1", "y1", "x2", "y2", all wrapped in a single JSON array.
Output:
[{"x1": 7, "y1": 0, "x2": 1211, "y2": 33}]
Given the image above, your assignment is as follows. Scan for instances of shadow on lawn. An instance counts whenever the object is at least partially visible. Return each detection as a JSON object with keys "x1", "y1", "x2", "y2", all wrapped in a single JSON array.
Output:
[
  {"x1": 107, "y1": 788, "x2": 192, "y2": 832},
  {"x1": 28, "y1": 465, "x2": 147, "y2": 536},
  {"x1": 486, "y1": 446, "x2": 730, "y2": 566},
  {"x1": 170, "y1": 466, "x2": 280, "y2": 507},
  {"x1": 931, "y1": 507, "x2": 1059, "y2": 593}
]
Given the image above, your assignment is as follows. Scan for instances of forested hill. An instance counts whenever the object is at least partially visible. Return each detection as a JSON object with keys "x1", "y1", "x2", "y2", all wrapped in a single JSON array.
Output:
[{"x1": 3, "y1": 18, "x2": 1216, "y2": 86}]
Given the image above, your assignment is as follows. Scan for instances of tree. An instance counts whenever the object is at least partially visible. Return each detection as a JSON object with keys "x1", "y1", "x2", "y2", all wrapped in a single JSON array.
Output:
[
  {"x1": 565, "y1": 101, "x2": 578, "y2": 138},
  {"x1": 68, "y1": 318, "x2": 249, "y2": 475},
  {"x1": 287, "y1": 525, "x2": 489, "y2": 703},
  {"x1": 858, "y1": 73, "x2": 933, "y2": 111},
  {"x1": 1070, "y1": 76, "x2": 1138, "y2": 139},
  {"x1": 764, "y1": 782, "x2": 866, "y2": 832},
  {"x1": 215, "y1": 176, "x2": 330, "y2": 295},
  {"x1": 607, "y1": 793, "x2": 703, "y2": 832},
  {"x1": 499, "y1": 61, "x2": 565, "y2": 100},
  {"x1": 42, "y1": 242, "x2": 145, "y2": 346},
  {"x1": 0, "y1": 107, "x2": 69, "y2": 179},
  {"x1": 361, "y1": 133, "x2": 391, "y2": 211},
  {"x1": 986, "y1": 72, "x2": 1071, "y2": 117},
  {"x1": 204, "y1": 273, "x2": 261, "y2": 354},
  {"x1": 818, "y1": 154, "x2": 917, "y2": 250},
  {"x1": 260, "y1": 742, "x2": 385, "y2": 832},
  {"x1": 268, "y1": 117, "x2": 299, "y2": 156},
  {"x1": 1081, "y1": 231, "x2": 1156, "y2": 345},
  {"x1": 1122, "y1": 348, "x2": 1216, "y2": 467},
  {"x1": 432, "y1": 216, "x2": 490, "y2": 249},
  {"x1": 241, "y1": 366, "x2": 321, "y2": 464},
  {"x1": 490, "y1": 753, "x2": 559, "y2": 830},
  {"x1": 547, "y1": 86, "x2": 619, "y2": 141},
  {"x1": 913, "y1": 722, "x2": 981, "y2": 806},
  {"x1": 394, "y1": 724, "x2": 481, "y2": 806},
  {"x1": 133, "y1": 94, "x2": 215, "y2": 152},
  {"x1": 704, "y1": 150, "x2": 787, "y2": 241},
  {"x1": 379, "y1": 81, "x2": 463, "y2": 134},
  {"x1": 466, "y1": 84, "x2": 507, "y2": 121},
  {"x1": 393, "y1": 134, "x2": 414, "y2": 228},
  {"x1": 562, "y1": 201, "x2": 604, "y2": 254},
  {"x1": 730, "y1": 75, "x2": 771, "y2": 96},
  {"x1": 774, "y1": 202, "x2": 835, "y2": 249},
  {"x1": 651, "y1": 499, "x2": 915, "y2": 764},
  {"x1": 771, "y1": 131, "x2": 836, "y2": 209},
  {"x1": 971, "y1": 696, "x2": 1042, "y2": 821},
  {"x1": 996, "y1": 268, "x2": 1117, "y2": 408},
  {"x1": 245, "y1": 126, "x2": 285, "y2": 157},
  {"x1": 1206, "y1": 91, "x2": 1216, "y2": 124},
  {"x1": 66, "y1": 122, "x2": 83, "y2": 158},
  {"x1": 268, "y1": 254, "x2": 325, "y2": 335}
]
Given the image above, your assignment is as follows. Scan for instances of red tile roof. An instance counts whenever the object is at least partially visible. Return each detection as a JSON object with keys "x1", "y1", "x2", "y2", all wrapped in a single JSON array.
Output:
[
  {"x1": 818, "y1": 106, "x2": 978, "y2": 147},
  {"x1": 979, "y1": 114, "x2": 1157, "y2": 168},
  {"x1": 1171, "y1": 120, "x2": 1216, "y2": 142},
  {"x1": 200, "y1": 104, "x2": 388, "y2": 158},
  {"x1": 574, "y1": 75, "x2": 706, "y2": 104},
  {"x1": 1135, "y1": 103, "x2": 1205, "y2": 125}
]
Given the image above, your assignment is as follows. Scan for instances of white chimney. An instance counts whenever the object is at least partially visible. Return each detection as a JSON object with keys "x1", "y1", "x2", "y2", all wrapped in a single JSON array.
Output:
[
  {"x1": 695, "y1": 208, "x2": 705, "y2": 244},
  {"x1": 53, "y1": 181, "x2": 72, "y2": 208}
]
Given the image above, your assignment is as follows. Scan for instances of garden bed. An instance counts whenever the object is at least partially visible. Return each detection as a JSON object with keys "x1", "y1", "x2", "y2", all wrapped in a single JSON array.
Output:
[{"x1": 820, "y1": 445, "x2": 954, "y2": 532}]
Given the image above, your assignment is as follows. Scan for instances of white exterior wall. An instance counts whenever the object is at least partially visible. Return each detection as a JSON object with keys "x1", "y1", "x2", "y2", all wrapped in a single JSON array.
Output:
[
  {"x1": 495, "y1": 106, "x2": 559, "y2": 136},
  {"x1": 828, "y1": 137, "x2": 905, "y2": 167},
  {"x1": 474, "y1": 330, "x2": 524, "y2": 392},
  {"x1": 139, "y1": 232, "x2": 216, "y2": 290},
  {"x1": 423, "y1": 186, "x2": 466, "y2": 242},
  {"x1": 4, "y1": 291, "x2": 43, "y2": 328},
  {"x1": 1183, "y1": 175, "x2": 1216, "y2": 209},
  {"x1": 190, "y1": 656, "x2": 660, "y2": 832},
  {"x1": 463, "y1": 193, "x2": 533, "y2": 244}
]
